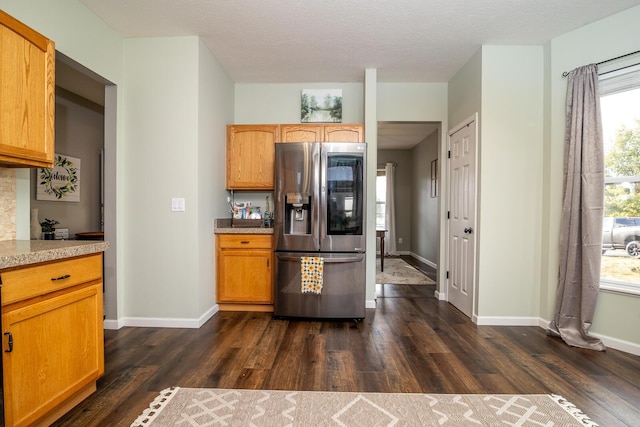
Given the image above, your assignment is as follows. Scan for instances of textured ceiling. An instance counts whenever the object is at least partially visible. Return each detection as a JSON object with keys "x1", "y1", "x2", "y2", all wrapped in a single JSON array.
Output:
[
  {"x1": 79, "y1": 0, "x2": 640, "y2": 83},
  {"x1": 71, "y1": 0, "x2": 640, "y2": 148}
]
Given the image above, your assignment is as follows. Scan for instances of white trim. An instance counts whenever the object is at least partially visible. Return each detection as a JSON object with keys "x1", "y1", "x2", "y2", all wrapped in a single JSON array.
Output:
[
  {"x1": 366, "y1": 299, "x2": 377, "y2": 309},
  {"x1": 475, "y1": 316, "x2": 539, "y2": 326},
  {"x1": 599, "y1": 282, "x2": 640, "y2": 297},
  {"x1": 446, "y1": 112, "x2": 479, "y2": 320},
  {"x1": 103, "y1": 305, "x2": 219, "y2": 330},
  {"x1": 591, "y1": 332, "x2": 640, "y2": 356},
  {"x1": 477, "y1": 317, "x2": 640, "y2": 356},
  {"x1": 409, "y1": 252, "x2": 437, "y2": 269},
  {"x1": 103, "y1": 318, "x2": 124, "y2": 330},
  {"x1": 434, "y1": 289, "x2": 446, "y2": 300}
]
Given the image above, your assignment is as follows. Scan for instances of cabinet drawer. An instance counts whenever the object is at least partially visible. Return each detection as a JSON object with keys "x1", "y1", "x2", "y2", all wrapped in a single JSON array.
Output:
[
  {"x1": 218, "y1": 234, "x2": 272, "y2": 249},
  {"x1": 1, "y1": 254, "x2": 102, "y2": 306}
]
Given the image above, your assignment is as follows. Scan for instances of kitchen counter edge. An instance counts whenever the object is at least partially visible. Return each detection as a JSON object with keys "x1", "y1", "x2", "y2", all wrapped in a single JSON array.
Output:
[
  {"x1": 0, "y1": 240, "x2": 109, "y2": 269},
  {"x1": 214, "y1": 218, "x2": 273, "y2": 235}
]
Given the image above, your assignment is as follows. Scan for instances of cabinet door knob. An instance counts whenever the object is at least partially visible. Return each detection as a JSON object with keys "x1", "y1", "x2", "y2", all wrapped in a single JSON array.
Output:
[
  {"x1": 4, "y1": 332, "x2": 13, "y2": 353},
  {"x1": 51, "y1": 274, "x2": 71, "y2": 281}
]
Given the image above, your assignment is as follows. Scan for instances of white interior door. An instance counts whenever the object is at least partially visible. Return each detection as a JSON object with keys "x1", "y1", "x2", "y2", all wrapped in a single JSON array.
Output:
[{"x1": 446, "y1": 115, "x2": 477, "y2": 318}]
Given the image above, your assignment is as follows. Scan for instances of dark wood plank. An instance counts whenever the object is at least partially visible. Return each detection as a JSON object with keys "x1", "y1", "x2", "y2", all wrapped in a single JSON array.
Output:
[{"x1": 51, "y1": 283, "x2": 640, "y2": 427}]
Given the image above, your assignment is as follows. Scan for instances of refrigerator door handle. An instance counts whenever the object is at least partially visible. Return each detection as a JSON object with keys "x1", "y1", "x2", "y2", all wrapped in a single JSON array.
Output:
[
  {"x1": 276, "y1": 254, "x2": 364, "y2": 263},
  {"x1": 314, "y1": 148, "x2": 324, "y2": 248},
  {"x1": 319, "y1": 146, "x2": 327, "y2": 243}
]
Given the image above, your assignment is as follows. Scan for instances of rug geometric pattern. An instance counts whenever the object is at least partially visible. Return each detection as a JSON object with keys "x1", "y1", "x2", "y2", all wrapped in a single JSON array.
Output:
[{"x1": 131, "y1": 387, "x2": 597, "y2": 426}]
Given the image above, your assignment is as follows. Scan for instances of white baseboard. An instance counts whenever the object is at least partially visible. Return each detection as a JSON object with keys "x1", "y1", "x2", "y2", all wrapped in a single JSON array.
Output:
[
  {"x1": 591, "y1": 332, "x2": 640, "y2": 356},
  {"x1": 104, "y1": 304, "x2": 640, "y2": 357},
  {"x1": 538, "y1": 318, "x2": 640, "y2": 356},
  {"x1": 434, "y1": 289, "x2": 446, "y2": 300},
  {"x1": 409, "y1": 252, "x2": 437, "y2": 269},
  {"x1": 473, "y1": 316, "x2": 640, "y2": 356},
  {"x1": 475, "y1": 315, "x2": 540, "y2": 326},
  {"x1": 103, "y1": 304, "x2": 219, "y2": 330}
]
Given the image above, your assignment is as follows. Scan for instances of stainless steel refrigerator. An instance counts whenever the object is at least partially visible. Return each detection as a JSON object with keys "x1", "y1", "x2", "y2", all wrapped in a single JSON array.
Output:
[{"x1": 274, "y1": 142, "x2": 366, "y2": 319}]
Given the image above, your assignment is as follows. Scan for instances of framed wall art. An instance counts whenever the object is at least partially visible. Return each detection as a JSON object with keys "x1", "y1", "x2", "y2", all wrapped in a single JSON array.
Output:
[
  {"x1": 301, "y1": 89, "x2": 342, "y2": 123},
  {"x1": 37, "y1": 153, "x2": 81, "y2": 202},
  {"x1": 431, "y1": 158, "x2": 438, "y2": 198}
]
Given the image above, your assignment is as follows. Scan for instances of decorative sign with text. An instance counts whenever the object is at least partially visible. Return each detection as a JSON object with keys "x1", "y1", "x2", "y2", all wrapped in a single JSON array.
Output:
[{"x1": 37, "y1": 154, "x2": 81, "y2": 202}]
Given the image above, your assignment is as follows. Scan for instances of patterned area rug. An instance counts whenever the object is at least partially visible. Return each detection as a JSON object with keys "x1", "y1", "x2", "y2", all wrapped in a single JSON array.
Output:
[
  {"x1": 376, "y1": 257, "x2": 435, "y2": 285},
  {"x1": 131, "y1": 387, "x2": 597, "y2": 426}
]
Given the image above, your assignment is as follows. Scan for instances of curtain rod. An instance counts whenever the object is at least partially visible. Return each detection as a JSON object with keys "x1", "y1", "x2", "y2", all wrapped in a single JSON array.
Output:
[{"x1": 562, "y1": 49, "x2": 640, "y2": 77}]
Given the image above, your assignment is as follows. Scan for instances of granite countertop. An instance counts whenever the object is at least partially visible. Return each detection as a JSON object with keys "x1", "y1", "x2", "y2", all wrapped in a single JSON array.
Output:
[
  {"x1": 214, "y1": 218, "x2": 274, "y2": 234},
  {"x1": 0, "y1": 240, "x2": 109, "y2": 269}
]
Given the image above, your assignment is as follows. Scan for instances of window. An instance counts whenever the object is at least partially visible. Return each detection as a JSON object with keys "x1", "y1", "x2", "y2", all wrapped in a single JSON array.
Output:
[
  {"x1": 599, "y1": 64, "x2": 640, "y2": 295},
  {"x1": 376, "y1": 171, "x2": 386, "y2": 230}
]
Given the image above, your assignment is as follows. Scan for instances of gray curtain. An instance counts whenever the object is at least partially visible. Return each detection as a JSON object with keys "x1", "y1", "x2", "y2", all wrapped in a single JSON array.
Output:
[{"x1": 548, "y1": 64, "x2": 605, "y2": 351}]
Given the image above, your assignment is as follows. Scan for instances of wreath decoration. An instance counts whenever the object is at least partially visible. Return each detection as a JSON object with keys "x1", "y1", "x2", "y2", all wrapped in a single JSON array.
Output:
[{"x1": 39, "y1": 155, "x2": 79, "y2": 199}]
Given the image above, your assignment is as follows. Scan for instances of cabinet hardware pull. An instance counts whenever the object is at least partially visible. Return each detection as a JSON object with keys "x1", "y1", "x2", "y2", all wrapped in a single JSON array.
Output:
[
  {"x1": 51, "y1": 274, "x2": 71, "y2": 281},
  {"x1": 240, "y1": 241, "x2": 250, "y2": 244},
  {"x1": 4, "y1": 332, "x2": 13, "y2": 353}
]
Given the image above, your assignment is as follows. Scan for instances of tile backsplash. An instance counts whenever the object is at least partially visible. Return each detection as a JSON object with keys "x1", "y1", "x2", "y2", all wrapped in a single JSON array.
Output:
[{"x1": 0, "y1": 168, "x2": 17, "y2": 241}]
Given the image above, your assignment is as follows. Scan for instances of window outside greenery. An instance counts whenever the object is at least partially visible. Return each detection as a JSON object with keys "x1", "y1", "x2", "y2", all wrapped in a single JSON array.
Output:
[{"x1": 600, "y1": 81, "x2": 640, "y2": 292}]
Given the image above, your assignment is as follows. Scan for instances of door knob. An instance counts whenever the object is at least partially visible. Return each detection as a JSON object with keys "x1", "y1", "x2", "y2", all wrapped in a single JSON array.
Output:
[{"x1": 464, "y1": 227, "x2": 473, "y2": 234}]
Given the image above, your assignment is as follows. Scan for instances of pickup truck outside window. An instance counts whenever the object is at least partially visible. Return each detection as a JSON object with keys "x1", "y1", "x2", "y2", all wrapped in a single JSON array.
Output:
[{"x1": 602, "y1": 217, "x2": 640, "y2": 257}]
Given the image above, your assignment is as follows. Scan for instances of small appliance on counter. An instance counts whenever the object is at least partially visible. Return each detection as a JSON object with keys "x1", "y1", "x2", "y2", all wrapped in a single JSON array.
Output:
[{"x1": 274, "y1": 142, "x2": 366, "y2": 320}]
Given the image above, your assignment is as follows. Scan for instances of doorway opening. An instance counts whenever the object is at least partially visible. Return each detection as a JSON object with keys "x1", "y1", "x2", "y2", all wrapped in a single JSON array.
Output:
[
  {"x1": 38, "y1": 52, "x2": 118, "y2": 323},
  {"x1": 376, "y1": 121, "x2": 441, "y2": 282}
]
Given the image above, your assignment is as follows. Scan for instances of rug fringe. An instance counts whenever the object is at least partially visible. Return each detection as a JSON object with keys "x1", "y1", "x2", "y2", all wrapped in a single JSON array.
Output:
[
  {"x1": 550, "y1": 394, "x2": 599, "y2": 427},
  {"x1": 130, "y1": 386, "x2": 180, "y2": 427}
]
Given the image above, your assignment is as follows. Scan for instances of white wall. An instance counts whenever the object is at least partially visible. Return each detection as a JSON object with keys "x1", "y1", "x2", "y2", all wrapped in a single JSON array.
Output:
[
  {"x1": 378, "y1": 82, "x2": 448, "y2": 292},
  {"x1": 477, "y1": 46, "x2": 544, "y2": 320},
  {"x1": 197, "y1": 39, "x2": 235, "y2": 315},
  {"x1": 543, "y1": 5, "x2": 640, "y2": 349},
  {"x1": 234, "y1": 83, "x2": 364, "y2": 124},
  {"x1": 121, "y1": 36, "x2": 233, "y2": 324},
  {"x1": 448, "y1": 46, "x2": 545, "y2": 321},
  {"x1": 122, "y1": 37, "x2": 201, "y2": 319},
  {"x1": 411, "y1": 131, "x2": 439, "y2": 265}
]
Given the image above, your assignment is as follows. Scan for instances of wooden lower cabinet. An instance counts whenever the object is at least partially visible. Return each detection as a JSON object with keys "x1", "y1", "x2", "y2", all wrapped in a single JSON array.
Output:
[
  {"x1": 216, "y1": 234, "x2": 273, "y2": 310},
  {"x1": 1, "y1": 254, "x2": 104, "y2": 427}
]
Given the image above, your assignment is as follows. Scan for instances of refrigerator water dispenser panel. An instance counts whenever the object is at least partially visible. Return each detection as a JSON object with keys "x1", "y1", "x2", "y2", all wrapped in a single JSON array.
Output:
[{"x1": 285, "y1": 193, "x2": 311, "y2": 235}]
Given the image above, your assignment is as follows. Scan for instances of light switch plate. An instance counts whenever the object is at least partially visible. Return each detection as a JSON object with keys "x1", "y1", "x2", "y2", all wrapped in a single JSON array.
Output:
[{"x1": 171, "y1": 197, "x2": 185, "y2": 212}]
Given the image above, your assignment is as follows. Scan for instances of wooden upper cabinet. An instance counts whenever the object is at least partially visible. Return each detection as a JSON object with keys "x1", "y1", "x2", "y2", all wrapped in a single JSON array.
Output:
[
  {"x1": 279, "y1": 124, "x2": 323, "y2": 142},
  {"x1": 0, "y1": 10, "x2": 55, "y2": 168},
  {"x1": 226, "y1": 124, "x2": 278, "y2": 190},
  {"x1": 278, "y1": 124, "x2": 364, "y2": 143},
  {"x1": 324, "y1": 124, "x2": 364, "y2": 142}
]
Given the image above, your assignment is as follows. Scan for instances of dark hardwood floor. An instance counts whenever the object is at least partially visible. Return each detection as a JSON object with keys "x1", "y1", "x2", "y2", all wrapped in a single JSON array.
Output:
[{"x1": 54, "y1": 271, "x2": 640, "y2": 426}]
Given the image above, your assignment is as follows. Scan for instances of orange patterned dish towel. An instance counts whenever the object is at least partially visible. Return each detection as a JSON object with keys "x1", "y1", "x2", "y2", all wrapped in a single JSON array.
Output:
[{"x1": 300, "y1": 256, "x2": 324, "y2": 294}]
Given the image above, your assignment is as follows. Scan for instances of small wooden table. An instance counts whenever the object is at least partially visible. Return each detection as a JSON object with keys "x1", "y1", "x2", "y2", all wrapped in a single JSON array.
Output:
[{"x1": 376, "y1": 229, "x2": 387, "y2": 271}]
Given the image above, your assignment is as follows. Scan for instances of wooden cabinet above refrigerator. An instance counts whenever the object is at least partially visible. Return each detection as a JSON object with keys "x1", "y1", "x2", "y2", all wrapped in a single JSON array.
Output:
[
  {"x1": 279, "y1": 124, "x2": 364, "y2": 143},
  {"x1": 225, "y1": 124, "x2": 363, "y2": 190},
  {"x1": 0, "y1": 10, "x2": 55, "y2": 168}
]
